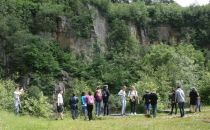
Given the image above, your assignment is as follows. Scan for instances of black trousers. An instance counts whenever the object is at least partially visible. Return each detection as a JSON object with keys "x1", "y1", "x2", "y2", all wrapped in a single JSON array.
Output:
[
  {"x1": 103, "y1": 101, "x2": 109, "y2": 115},
  {"x1": 170, "y1": 102, "x2": 177, "y2": 114},
  {"x1": 87, "y1": 104, "x2": 93, "y2": 120},
  {"x1": 130, "y1": 100, "x2": 137, "y2": 113}
]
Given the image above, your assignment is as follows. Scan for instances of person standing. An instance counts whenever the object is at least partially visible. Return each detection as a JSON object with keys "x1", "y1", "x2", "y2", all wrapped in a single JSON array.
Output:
[
  {"x1": 86, "y1": 91, "x2": 95, "y2": 121},
  {"x1": 175, "y1": 85, "x2": 185, "y2": 117},
  {"x1": 57, "y1": 90, "x2": 64, "y2": 120},
  {"x1": 94, "y1": 87, "x2": 103, "y2": 116},
  {"x1": 169, "y1": 90, "x2": 177, "y2": 115},
  {"x1": 69, "y1": 93, "x2": 79, "y2": 120},
  {"x1": 81, "y1": 92, "x2": 88, "y2": 120},
  {"x1": 118, "y1": 86, "x2": 127, "y2": 116},
  {"x1": 149, "y1": 91, "x2": 158, "y2": 118},
  {"x1": 189, "y1": 87, "x2": 198, "y2": 113},
  {"x1": 142, "y1": 91, "x2": 151, "y2": 115},
  {"x1": 102, "y1": 85, "x2": 110, "y2": 116},
  {"x1": 128, "y1": 86, "x2": 138, "y2": 115},
  {"x1": 14, "y1": 86, "x2": 24, "y2": 115},
  {"x1": 195, "y1": 94, "x2": 201, "y2": 112}
]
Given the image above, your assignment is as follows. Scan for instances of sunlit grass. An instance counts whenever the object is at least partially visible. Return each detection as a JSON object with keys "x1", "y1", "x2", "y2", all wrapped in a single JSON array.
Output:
[{"x1": 1, "y1": 107, "x2": 210, "y2": 130}]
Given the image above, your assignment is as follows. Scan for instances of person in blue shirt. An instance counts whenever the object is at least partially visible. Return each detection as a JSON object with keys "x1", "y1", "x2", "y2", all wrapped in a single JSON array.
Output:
[
  {"x1": 81, "y1": 92, "x2": 88, "y2": 120},
  {"x1": 69, "y1": 93, "x2": 79, "y2": 120}
]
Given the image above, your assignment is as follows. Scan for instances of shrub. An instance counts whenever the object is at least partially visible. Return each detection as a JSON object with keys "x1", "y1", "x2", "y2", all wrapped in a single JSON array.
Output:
[
  {"x1": 21, "y1": 91, "x2": 53, "y2": 118},
  {"x1": 0, "y1": 80, "x2": 16, "y2": 111}
]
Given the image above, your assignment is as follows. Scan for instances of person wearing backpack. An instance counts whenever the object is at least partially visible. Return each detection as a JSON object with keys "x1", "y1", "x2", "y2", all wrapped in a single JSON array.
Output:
[
  {"x1": 94, "y1": 87, "x2": 102, "y2": 116},
  {"x1": 118, "y1": 86, "x2": 127, "y2": 116},
  {"x1": 86, "y1": 91, "x2": 95, "y2": 120},
  {"x1": 69, "y1": 93, "x2": 79, "y2": 120},
  {"x1": 102, "y1": 85, "x2": 110, "y2": 116},
  {"x1": 128, "y1": 86, "x2": 138, "y2": 115},
  {"x1": 81, "y1": 92, "x2": 88, "y2": 120}
]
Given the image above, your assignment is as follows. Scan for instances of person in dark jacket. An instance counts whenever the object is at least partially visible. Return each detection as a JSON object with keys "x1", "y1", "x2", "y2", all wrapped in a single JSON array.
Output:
[
  {"x1": 149, "y1": 91, "x2": 158, "y2": 118},
  {"x1": 69, "y1": 94, "x2": 79, "y2": 120},
  {"x1": 189, "y1": 87, "x2": 198, "y2": 113},
  {"x1": 102, "y1": 85, "x2": 110, "y2": 116},
  {"x1": 169, "y1": 89, "x2": 177, "y2": 115},
  {"x1": 142, "y1": 91, "x2": 151, "y2": 115}
]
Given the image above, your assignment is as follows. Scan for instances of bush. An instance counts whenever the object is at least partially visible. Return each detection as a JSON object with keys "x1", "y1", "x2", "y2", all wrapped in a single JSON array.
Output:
[
  {"x1": 0, "y1": 80, "x2": 16, "y2": 111},
  {"x1": 21, "y1": 92, "x2": 52, "y2": 118}
]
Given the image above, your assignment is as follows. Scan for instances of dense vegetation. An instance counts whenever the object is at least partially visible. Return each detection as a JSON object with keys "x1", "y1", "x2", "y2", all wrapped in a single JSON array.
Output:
[{"x1": 1, "y1": 0, "x2": 210, "y2": 117}]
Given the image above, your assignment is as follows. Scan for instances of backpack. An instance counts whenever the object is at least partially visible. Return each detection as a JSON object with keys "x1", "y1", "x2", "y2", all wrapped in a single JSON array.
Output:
[
  {"x1": 95, "y1": 91, "x2": 102, "y2": 101},
  {"x1": 87, "y1": 96, "x2": 94, "y2": 105}
]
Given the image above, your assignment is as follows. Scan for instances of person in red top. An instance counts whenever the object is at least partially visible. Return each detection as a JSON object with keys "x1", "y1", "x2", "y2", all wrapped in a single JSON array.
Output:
[
  {"x1": 86, "y1": 91, "x2": 95, "y2": 120},
  {"x1": 94, "y1": 87, "x2": 102, "y2": 116}
]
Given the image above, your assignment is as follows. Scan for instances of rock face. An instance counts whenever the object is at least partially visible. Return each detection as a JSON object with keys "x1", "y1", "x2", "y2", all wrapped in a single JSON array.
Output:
[
  {"x1": 157, "y1": 25, "x2": 180, "y2": 44},
  {"x1": 91, "y1": 5, "x2": 108, "y2": 53},
  {"x1": 53, "y1": 6, "x2": 181, "y2": 55},
  {"x1": 54, "y1": 6, "x2": 108, "y2": 59},
  {"x1": 54, "y1": 16, "x2": 95, "y2": 60}
]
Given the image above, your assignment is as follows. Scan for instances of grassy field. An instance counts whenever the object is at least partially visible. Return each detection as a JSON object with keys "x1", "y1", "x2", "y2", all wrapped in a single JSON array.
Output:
[{"x1": 1, "y1": 108, "x2": 210, "y2": 130}]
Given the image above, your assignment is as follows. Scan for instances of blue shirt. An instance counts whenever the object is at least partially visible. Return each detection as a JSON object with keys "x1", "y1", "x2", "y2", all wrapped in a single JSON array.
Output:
[{"x1": 81, "y1": 96, "x2": 87, "y2": 106}]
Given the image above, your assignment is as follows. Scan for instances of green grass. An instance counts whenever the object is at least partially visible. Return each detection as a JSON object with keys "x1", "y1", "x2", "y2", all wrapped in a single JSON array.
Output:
[{"x1": 1, "y1": 108, "x2": 210, "y2": 130}]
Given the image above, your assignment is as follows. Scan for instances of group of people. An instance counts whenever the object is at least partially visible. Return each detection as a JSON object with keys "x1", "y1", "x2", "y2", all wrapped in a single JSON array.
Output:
[
  {"x1": 118, "y1": 86, "x2": 158, "y2": 118},
  {"x1": 169, "y1": 86, "x2": 201, "y2": 117},
  {"x1": 14, "y1": 84, "x2": 202, "y2": 120},
  {"x1": 56, "y1": 85, "x2": 110, "y2": 120}
]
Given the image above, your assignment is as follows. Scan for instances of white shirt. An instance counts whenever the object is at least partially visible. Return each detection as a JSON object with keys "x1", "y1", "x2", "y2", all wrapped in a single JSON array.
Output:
[
  {"x1": 128, "y1": 90, "x2": 138, "y2": 98},
  {"x1": 14, "y1": 91, "x2": 21, "y2": 106},
  {"x1": 118, "y1": 90, "x2": 126, "y2": 101},
  {"x1": 57, "y1": 93, "x2": 63, "y2": 106}
]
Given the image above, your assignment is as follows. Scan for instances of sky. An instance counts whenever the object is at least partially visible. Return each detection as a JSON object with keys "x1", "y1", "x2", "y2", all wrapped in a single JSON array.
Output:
[{"x1": 174, "y1": 0, "x2": 209, "y2": 7}]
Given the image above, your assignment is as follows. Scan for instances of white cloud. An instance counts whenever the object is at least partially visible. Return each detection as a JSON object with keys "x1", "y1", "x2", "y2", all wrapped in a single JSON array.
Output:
[{"x1": 174, "y1": 0, "x2": 209, "y2": 7}]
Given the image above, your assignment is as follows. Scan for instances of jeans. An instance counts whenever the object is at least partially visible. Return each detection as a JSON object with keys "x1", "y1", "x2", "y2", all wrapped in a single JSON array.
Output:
[
  {"x1": 178, "y1": 102, "x2": 185, "y2": 117},
  {"x1": 121, "y1": 99, "x2": 126, "y2": 115},
  {"x1": 87, "y1": 104, "x2": 93, "y2": 120},
  {"x1": 170, "y1": 102, "x2": 177, "y2": 114},
  {"x1": 151, "y1": 104, "x2": 157, "y2": 118},
  {"x1": 82, "y1": 106, "x2": 88, "y2": 119},
  {"x1": 130, "y1": 100, "x2": 137, "y2": 114},
  {"x1": 95, "y1": 101, "x2": 101, "y2": 116},
  {"x1": 195, "y1": 104, "x2": 201, "y2": 112},
  {"x1": 15, "y1": 105, "x2": 20, "y2": 115},
  {"x1": 144, "y1": 103, "x2": 150, "y2": 115},
  {"x1": 71, "y1": 108, "x2": 78, "y2": 120},
  {"x1": 103, "y1": 101, "x2": 109, "y2": 115}
]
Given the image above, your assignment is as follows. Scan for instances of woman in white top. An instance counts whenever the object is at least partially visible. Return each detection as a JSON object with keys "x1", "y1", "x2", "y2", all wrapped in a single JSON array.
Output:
[
  {"x1": 128, "y1": 86, "x2": 138, "y2": 115},
  {"x1": 118, "y1": 86, "x2": 127, "y2": 116},
  {"x1": 14, "y1": 86, "x2": 24, "y2": 115},
  {"x1": 57, "y1": 90, "x2": 64, "y2": 120}
]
